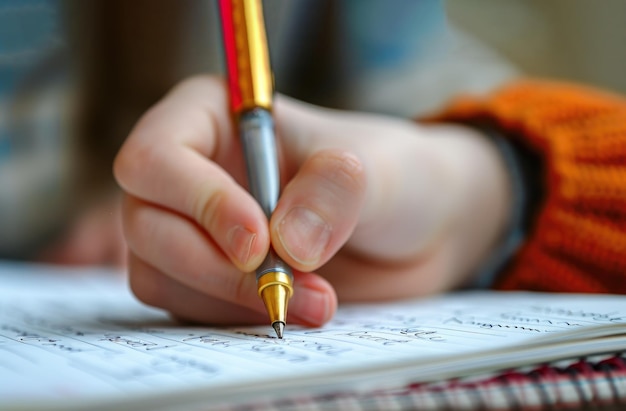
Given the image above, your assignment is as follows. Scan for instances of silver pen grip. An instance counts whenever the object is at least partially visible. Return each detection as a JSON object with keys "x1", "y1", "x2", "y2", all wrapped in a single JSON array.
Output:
[
  {"x1": 239, "y1": 109, "x2": 280, "y2": 218},
  {"x1": 239, "y1": 109, "x2": 293, "y2": 282}
]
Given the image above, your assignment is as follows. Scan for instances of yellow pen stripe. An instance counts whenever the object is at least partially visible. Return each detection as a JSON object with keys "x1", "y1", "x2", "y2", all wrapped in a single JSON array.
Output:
[{"x1": 235, "y1": 0, "x2": 272, "y2": 112}]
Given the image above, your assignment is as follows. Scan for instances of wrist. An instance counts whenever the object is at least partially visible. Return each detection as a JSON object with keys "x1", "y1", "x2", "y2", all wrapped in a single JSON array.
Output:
[{"x1": 426, "y1": 123, "x2": 513, "y2": 287}]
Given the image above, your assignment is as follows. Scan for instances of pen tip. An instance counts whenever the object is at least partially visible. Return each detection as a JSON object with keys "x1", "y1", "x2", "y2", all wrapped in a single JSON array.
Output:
[{"x1": 272, "y1": 321, "x2": 285, "y2": 339}]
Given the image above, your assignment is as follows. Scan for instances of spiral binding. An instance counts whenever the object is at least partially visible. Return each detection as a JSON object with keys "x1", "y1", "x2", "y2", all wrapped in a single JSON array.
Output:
[{"x1": 215, "y1": 354, "x2": 626, "y2": 411}]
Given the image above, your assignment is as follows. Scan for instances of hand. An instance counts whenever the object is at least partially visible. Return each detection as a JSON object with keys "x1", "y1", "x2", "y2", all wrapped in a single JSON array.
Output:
[{"x1": 114, "y1": 76, "x2": 511, "y2": 327}]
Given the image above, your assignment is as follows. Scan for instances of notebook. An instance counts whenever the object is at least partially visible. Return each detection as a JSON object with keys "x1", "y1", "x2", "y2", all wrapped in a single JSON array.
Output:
[{"x1": 1, "y1": 261, "x2": 626, "y2": 411}]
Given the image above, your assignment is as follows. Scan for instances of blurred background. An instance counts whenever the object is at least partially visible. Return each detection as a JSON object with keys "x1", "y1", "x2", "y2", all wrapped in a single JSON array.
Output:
[
  {"x1": 447, "y1": 0, "x2": 626, "y2": 95},
  {"x1": 1, "y1": 0, "x2": 625, "y2": 261}
]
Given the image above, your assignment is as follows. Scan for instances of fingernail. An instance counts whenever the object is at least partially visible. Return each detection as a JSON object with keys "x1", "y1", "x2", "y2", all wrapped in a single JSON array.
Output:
[
  {"x1": 278, "y1": 207, "x2": 331, "y2": 266},
  {"x1": 291, "y1": 286, "x2": 332, "y2": 326},
  {"x1": 227, "y1": 225, "x2": 256, "y2": 267}
]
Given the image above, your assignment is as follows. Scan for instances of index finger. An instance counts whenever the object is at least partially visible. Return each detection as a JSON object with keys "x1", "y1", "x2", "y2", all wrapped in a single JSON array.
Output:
[{"x1": 114, "y1": 76, "x2": 270, "y2": 272}]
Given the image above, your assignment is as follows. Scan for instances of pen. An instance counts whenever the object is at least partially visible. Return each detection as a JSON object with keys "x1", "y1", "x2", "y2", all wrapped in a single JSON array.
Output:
[{"x1": 218, "y1": 0, "x2": 293, "y2": 339}]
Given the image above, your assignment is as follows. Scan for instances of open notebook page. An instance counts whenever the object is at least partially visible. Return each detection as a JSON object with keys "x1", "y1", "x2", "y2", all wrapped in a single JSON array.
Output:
[{"x1": 2, "y1": 261, "x2": 626, "y2": 411}]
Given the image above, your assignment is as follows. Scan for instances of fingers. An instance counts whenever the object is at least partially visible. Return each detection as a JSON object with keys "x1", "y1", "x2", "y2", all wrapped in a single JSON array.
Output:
[
  {"x1": 114, "y1": 76, "x2": 268, "y2": 272},
  {"x1": 122, "y1": 194, "x2": 259, "y2": 302},
  {"x1": 271, "y1": 149, "x2": 366, "y2": 272},
  {"x1": 115, "y1": 76, "x2": 341, "y2": 325},
  {"x1": 129, "y1": 254, "x2": 336, "y2": 326},
  {"x1": 123, "y1": 194, "x2": 337, "y2": 326},
  {"x1": 128, "y1": 253, "x2": 268, "y2": 325}
]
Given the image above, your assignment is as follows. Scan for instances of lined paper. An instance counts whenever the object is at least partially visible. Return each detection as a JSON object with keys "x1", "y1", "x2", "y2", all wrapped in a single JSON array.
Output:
[{"x1": 2, "y1": 262, "x2": 626, "y2": 410}]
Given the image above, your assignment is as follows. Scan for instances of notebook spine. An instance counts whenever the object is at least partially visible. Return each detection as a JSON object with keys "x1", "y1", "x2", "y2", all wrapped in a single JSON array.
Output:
[
  {"x1": 220, "y1": 353, "x2": 626, "y2": 411},
  {"x1": 219, "y1": 354, "x2": 626, "y2": 410},
  {"x1": 399, "y1": 354, "x2": 626, "y2": 410}
]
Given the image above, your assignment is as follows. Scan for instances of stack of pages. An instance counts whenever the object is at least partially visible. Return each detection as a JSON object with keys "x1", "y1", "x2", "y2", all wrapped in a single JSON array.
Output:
[{"x1": 1, "y1": 262, "x2": 626, "y2": 410}]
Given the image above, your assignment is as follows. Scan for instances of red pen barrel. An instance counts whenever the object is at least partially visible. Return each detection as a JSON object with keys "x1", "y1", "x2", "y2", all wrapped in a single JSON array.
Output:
[{"x1": 218, "y1": 0, "x2": 274, "y2": 115}]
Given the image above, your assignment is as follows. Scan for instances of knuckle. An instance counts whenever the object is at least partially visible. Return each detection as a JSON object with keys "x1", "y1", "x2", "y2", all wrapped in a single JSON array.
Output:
[
  {"x1": 191, "y1": 183, "x2": 225, "y2": 232},
  {"x1": 114, "y1": 138, "x2": 159, "y2": 193},
  {"x1": 313, "y1": 149, "x2": 366, "y2": 195},
  {"x1": 177, "y1": 74, "x2": 224, "y2": 94},
  {"x1": 124, "y1": 200, "x2": 156, "y2": 256},
  {"x1": 112, "y1": 145, "x2": 134, "y2": 189}
]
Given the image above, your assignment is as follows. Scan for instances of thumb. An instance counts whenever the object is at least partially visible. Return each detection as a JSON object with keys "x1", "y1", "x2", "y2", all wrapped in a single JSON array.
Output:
[
  {"x1": 272, "y1": 95, "x2": 461, "y2": 266},
  {"x1": 270, "y1": 148, "x2": 367, "y2": 272}
]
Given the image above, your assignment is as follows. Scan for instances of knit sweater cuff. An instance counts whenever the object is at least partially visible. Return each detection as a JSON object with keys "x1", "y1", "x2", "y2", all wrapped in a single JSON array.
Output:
[{"x1": 427, "y1": 79, "x2": 626, "y2": 293}]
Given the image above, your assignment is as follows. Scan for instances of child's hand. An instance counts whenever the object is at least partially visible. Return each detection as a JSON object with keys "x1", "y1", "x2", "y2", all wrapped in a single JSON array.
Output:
[{"x1": 114, "y1": 76, "x2": 511, "y2": 327}]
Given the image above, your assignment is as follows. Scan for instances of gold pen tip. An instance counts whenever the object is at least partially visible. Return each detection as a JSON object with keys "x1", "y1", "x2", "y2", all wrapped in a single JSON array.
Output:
[
  {"x1": 272, "y1": 321, "x2": 285, "y2": 339},
  {"x1": 258, "y1": 271, "x2": 293, "y2": 338}
]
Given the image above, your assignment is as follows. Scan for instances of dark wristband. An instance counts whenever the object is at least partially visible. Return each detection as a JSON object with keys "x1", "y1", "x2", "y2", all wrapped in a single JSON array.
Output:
[{"x1": 468, "y1": 122, "x2": 544, "y2": 288}]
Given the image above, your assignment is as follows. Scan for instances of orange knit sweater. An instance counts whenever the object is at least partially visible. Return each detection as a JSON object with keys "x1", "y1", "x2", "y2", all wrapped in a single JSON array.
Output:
[{"x1": 432, "y1": 80, "x2": 626, "y2": 293}]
